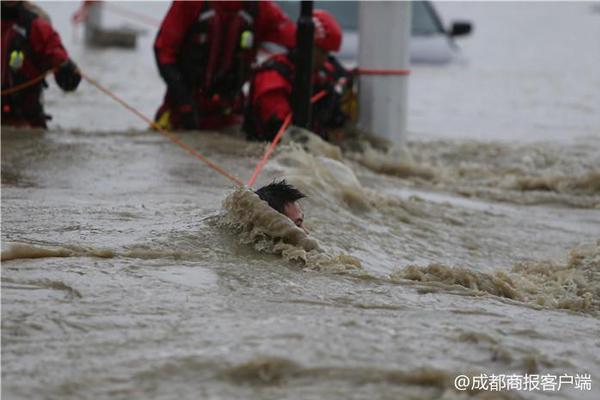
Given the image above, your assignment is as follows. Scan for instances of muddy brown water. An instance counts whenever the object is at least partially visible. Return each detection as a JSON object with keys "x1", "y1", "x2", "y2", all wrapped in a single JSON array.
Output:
[
  {"x1": 3, "y1": 1, "x2": 600, "y2": 398},
  {"x1": 2, "y1": 127, "x2": 599, "y2": 400}
]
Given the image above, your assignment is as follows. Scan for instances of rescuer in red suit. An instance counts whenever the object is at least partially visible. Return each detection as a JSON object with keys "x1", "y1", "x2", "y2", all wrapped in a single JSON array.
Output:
[
  {"x1": 1, "y1": 1, "x2": 82, "y2": 128},
  {"x1": 153, "y1": 1, "x2": 295, "y2": 131},
  {"x1": 244, "y1": 9, "x2": 352, "y2": 142}
]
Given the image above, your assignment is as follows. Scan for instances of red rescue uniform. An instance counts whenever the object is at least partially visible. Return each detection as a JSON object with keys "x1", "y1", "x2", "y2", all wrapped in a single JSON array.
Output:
[
  {"x1": 153, "y1": 0, "x2": 295, "y2": 131},
  {"x1": 1, "y1": 2, "x2": 80, "y2": 128},
  {"x1": 244, "y1": 52, "x2": 352, "y2": 141}
]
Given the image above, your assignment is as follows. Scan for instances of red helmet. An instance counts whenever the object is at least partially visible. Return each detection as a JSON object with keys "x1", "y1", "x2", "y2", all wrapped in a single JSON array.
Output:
[{"x1": 313, "y1": 9, "x2": 342, "y2": 52}]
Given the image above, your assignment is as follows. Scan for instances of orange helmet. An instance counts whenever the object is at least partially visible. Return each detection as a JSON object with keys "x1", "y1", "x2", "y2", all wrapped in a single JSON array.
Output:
[{"x1": 313, "y1": 9, "x2": 342, "y2": 52}]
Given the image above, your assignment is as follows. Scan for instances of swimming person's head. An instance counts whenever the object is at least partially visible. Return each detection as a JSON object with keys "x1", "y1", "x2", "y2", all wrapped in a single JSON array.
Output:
[{"x1": 255, "y1": 179, "x2": 307, "y2": 233}]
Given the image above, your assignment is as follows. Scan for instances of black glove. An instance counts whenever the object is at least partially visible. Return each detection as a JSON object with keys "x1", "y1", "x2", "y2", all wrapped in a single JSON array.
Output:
[
  {"x1": 264, "y1": 114, "x2": 284, "y2": 141},
  {"x1": 327, "y1": 55, "x2": 353, "y2": 85},
  {"x1": 158, "y1": 63, "x2": 199, "y2": 130},
  {"x1": 158, "y1": 63, "x2": 190, "y2": 103},
  {"x1": 55, "y1": 59, "x2": 81, "y2": 92},
  {"x1": 178, "y1": 103, "x2": 199, "y2": 130},
  {"x1": 328, "y1": 91, "x2": 348, "y2": 128},
  {"x1": 313, "y1": 87, "x2": 346, "y2": 129}
]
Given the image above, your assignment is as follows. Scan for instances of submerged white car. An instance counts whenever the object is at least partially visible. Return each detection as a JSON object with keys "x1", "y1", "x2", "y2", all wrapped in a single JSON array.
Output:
[{"x1": 276, "y1": 1, "x2": 472, "y2": 65}]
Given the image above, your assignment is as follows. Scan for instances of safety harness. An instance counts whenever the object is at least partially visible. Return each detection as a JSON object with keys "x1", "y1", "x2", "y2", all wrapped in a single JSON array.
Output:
[
  {"x1": 244, "y1": 54, "x2": 352, "y2": 140},
  {"x1": 180, "y1": 0, "x2": 259, "y2": 100},
  {"x1": 2, "y1": 6, "x2": 48, "y2": 125}
]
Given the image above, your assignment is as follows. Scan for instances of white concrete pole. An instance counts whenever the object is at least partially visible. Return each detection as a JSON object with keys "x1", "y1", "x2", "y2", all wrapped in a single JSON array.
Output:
[
  {"x1": 84, "y1": 1, "x2": 103, "y2": 46},
  {"x1": 358, "y1": 1, "x2": 411, "y2": 144}
]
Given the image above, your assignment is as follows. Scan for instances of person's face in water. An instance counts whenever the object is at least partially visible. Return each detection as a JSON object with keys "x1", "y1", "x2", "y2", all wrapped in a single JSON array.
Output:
[{"x1": 283, "y1": 201, "x2": 307, "y2": 233}]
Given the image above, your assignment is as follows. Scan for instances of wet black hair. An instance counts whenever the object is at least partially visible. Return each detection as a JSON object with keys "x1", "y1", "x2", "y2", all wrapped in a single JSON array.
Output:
[{"x1": 255, "y1": 179, "x2": 306, "y2": 214}]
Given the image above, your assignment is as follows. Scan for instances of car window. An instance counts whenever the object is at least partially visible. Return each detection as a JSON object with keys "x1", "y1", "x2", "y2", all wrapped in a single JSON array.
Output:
[
  {"x1": 276, "y1": 1, "x2": 445, "y2": 35},
  {"x1": 412, "y1": 1, "x2": 445, "y2": 35}
]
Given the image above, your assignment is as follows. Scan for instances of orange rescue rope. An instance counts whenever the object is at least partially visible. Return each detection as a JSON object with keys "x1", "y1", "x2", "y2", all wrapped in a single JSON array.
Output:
[
  {"x1": 1, "y1": 67, "x2": 57, "y2": 96},
  {"x1": 79, "y1": 71, "x2": 244, "y2": 187},
  {"x1": 354, "y1": 68, "x2": 411, "y2": 76},
  {"x1": 246, "y1": 89, "x2": 327, "y2": 187},
  {"x1": 3, "y1": 6, "x2": 411, "y2": 188}
]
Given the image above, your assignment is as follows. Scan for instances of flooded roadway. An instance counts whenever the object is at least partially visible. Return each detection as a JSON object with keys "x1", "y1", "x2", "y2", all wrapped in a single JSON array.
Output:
[
  {"x1": 2, "y1": 126, "x2": 599, "y2": 399},
  {"x1": 2, "y1": 1, "x2": 600, "y2": 399}
]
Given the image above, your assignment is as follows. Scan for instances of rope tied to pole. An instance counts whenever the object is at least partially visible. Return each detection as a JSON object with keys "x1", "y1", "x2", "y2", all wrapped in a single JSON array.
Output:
[
  {"x1": 245, "y1": 65, "x2": 410, "y2": 187},
  {"x1": 354, "y1": 68, "x2": 411, "y2": 76},
  {"x1": 2, "y1": 66, "x2": 408, "y2": 189}
]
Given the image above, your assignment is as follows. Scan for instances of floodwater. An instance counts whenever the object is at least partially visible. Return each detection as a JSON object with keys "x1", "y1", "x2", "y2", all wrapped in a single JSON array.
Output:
[{"x1": 2, "y1": 2, "x2": 600, "y2": 400}]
